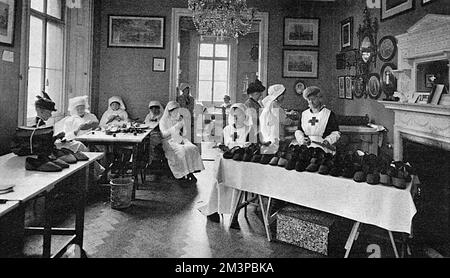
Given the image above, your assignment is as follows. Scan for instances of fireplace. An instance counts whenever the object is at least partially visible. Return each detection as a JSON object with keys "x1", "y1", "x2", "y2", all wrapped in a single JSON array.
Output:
[
  {"x1": 403, "y1": 139, "x2": 450, "y2": 256},
  {"x1": 380, "y1": 13, "x2": 450, "y2": 257}
]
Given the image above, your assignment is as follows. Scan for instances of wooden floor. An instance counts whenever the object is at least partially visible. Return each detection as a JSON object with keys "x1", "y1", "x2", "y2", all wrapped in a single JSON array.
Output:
[{"x1": 21, "y1": 159, "x2": 324, "y2": 258}]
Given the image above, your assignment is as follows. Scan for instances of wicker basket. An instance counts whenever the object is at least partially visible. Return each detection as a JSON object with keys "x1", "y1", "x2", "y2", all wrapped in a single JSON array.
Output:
[{"x1": 110, "y1": 178, "x2": 133, "y2": 209}]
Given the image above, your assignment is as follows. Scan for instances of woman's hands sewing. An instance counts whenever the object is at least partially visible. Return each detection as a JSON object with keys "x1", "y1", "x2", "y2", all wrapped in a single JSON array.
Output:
[{"x1": 75, "y1": 121, "x2": 98, "y2": 135}]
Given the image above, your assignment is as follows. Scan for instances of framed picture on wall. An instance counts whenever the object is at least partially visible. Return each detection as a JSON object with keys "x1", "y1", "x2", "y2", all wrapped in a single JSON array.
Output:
[
  {"x1": 108, "y1": 15, "x2": 165, "y2": 48},
  {"x1": 345, "y1": 76, "x2": 354, "y2": 99},
  {"x1": 338, "y1": 76, "x2": 345, "y2": 99},
  {"x1": 381, "y1": 0, "x2": 414, "y2": 21},
  {"x1": 0, "y1": 0, "x2": 15, "y2": 46},
  {"x1": 152, "y1": 57, "x2": 166, "y2": 72},
  {"x1": 340, "y1": 17, "x2": 353, "y2": 51},
  {"x1": 282, "y1": 50, "x2": 319, "y2": 78},
  {"x1": 283, "y1": 17, "x2": 320, "y2": 47}
]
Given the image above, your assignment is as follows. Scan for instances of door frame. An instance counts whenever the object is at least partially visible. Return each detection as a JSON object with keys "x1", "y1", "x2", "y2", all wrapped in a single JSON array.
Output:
[{"x1": 169, "y1": 8, "x2": 269, "y2": 102}]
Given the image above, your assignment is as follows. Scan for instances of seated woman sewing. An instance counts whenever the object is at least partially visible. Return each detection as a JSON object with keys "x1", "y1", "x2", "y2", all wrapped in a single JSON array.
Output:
[
  {"x1": 55, "y1": 95, "x2": 99, "y2": 153},
  {"x1": 99, "y1": 96, "x2": 132, "y2": 175},
  {"x1": 159, "y1": 101, "x2": 204, "y2": 184}
]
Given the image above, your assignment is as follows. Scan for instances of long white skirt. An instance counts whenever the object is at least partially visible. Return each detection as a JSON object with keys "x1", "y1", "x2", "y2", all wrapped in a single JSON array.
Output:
[{"x1": 162, "y1": 138, "x2": 204, "y2": 179}]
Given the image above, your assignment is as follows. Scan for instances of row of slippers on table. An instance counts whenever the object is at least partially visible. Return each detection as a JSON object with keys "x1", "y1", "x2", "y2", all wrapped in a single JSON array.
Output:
[
  {"x1": 221, "y1": 144, "x2": 415, "y2": 189},
  {"x1": 24, "y1": 148, "x2": 89, "y2": 172}
]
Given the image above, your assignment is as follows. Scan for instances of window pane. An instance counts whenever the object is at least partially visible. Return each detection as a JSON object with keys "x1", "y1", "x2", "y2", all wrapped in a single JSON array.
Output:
[
  {"x1": 29, "y1": 16, "x2": 43, "y2": 68},
  {"x1": 199, "y1": 43, "x2": 213, "y2": 57},
  {"x1": 46, "y1": 22, "x2": 64, "y2": 70},
  {"x1": 198, "y1": 81, "x2": 212, "y2": 102},
  {"x1": 31, "y1": 0, "x2": 44, "y2": 12},
  {"x1": 215, "y1": 44, "x2": 228, "y2": 58},
  {"x1": 47, "y1": 0, "x2": 62, "y2": 19},
  {"x1": 213, "y1": 82, "x2": 227, "y2": 101},
  {"x1": 198, "y1": 60, "x2": 213, "y2": 81},
  {"x1": 45, "y1": 69, "x2": 63, "y2": 112},
  {"x1": 27, "y1": 68, "x2": 43, "y2": 119},
  {"x1": 214, "y1": 61, "x2": 228, "y2": 81}
]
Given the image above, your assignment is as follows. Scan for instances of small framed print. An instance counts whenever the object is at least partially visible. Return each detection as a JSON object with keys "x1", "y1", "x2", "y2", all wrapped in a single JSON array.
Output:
[
  {"x1": 345, "y1": 76, "x2": 354, "y2": 99},
  {"x1": 340, "y1": 17, "x2": 353, "y2": 51},
  {"x1": 416, "y1": 92, "x2": 430, "y2": 104},
  {"x1": 152, "y1": 57, "x2": 166, "y2": 72},
  {"x1": 0, "y1": 0, "x2": 15, "y2": 46},
  {"x1": 338, "y1": 76, "x2": 346, "y2": 99},
  {"x1": 381, "y1": 0, "x2": 414, "y2": 21},
  {"x1": 282, "y1": 50, "x2": 319, "y2": 78},
  {"x1": 284, "y1": 17, "x2": 320, "y2": 47},
  {"x1": 108, "y1": 15, "x2": 165, "y2": 48}
]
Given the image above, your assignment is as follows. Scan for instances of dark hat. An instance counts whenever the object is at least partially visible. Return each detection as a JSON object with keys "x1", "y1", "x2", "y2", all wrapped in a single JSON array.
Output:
[
  {"x1": 318, "y1": 164, "x2": 330, "y2": 175},
  {"x1": 243, "y1": 152, "x2": 253, "y2": 162},
  {"x1": 392, "y1": 177, "x2": 406, "y2": 189},
  {"x1": 260, "y1": 154, "x2": 274, "y2": 165},
  {"x1": 342, "y1": 165, "x2": 356, "y2": 178},
  {"x1": 246, "y1": 79, "x2": 266, "y2": 94},
  {"x1": 329, "y1": 166, "x2": 343, "y2": 177},
  {"x1": 295, "y1": 160, "x2": 308, "y2": 172},
  {"x1": 232, "y1": 148, "x2": 245, "y2": 161},
  {"x1": 306, "y1": 158, "x2": 321, "y2": 172},
  {"x1": 285, "y1": 158, "x2": 297, "y2": 171},
  {"x1": 277, "y1": 157, "x2": 288, "y2": 167},
  {"x1": 353, "y1": 171, "x2": 366, "y2": 183},
  {"x1": 366, "y1": 173, "x2": 380, "y2": 185},
  {"x1": 379, "y1": 173, "x2": 391, "y2": 186},
  {"x1": 251, "y1": 154, "x2": 262, "y2": 163},
  {"x1": 223, "y1": 146, "x2": 240, "y2": 159},
  {"x1": 318, "y1": 159, "x2": 333, "y2": 175},
  {"x1": 269, "y1": 156, "x2": 280, "y2": 166},
  {"x1": 35, "y1": 91, "x2": 57, "y2": 112}
]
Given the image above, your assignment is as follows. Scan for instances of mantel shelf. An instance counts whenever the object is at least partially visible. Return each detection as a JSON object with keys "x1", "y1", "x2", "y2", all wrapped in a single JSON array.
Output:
[
  {"x1": 379, "y1": 101, "x2": 450, "y2": 116},
  {"x1": 405, "y1": 50, "x2": 450, "y2": 61}
]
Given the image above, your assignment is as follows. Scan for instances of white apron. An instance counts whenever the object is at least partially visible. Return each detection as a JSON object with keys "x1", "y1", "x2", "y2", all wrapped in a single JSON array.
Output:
[{"x1": 301, "y1": 108, "x2": 333, "y2": 153}]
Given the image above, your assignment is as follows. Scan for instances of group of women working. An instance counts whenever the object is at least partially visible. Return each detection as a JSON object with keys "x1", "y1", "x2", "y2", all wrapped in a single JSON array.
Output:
[
  {"x1": 31, "y1": 78, "x2": 340, "y2": 189},
  {"x1": 32, "y1": 91, "x2": 204, "y2": 183}
]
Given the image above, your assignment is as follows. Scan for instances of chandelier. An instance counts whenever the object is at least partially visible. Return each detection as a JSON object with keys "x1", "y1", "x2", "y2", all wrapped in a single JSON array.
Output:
[{"x1": 188, "y1": 0, "x2": 257, "y2": 40}]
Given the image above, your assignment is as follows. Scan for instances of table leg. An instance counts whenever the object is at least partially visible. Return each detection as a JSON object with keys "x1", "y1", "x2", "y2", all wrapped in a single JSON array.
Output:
[
  {"x1": 75, "y1": 166, "x2": 88, "y2": 249},
  {"x1": 344, "y1": 221, "x2": 361, "y2": 258},
  {"x1": 132, "y1": 144, "x2": 139, "y2": 200},
  {"x1": 388, "y1": 230, "x2": 399, "y2": 258},
  {"x1": 228, "y1": 190, "x2": 244, "y2": 229},
  {"x1": 258, "y1": 195, "x2": 273, "y2": 242},
  {"x1": 43, "y1": 191, "x2": 52, "y2": 258}
]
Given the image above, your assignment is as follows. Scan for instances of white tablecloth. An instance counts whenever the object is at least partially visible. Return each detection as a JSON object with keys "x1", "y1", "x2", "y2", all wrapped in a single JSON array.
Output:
[{"x1": 200, "y1": 155, "x2": 417, "y2": 234}]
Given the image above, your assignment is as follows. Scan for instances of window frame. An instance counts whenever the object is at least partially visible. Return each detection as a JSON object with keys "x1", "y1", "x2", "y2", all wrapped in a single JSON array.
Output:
[
  {"x1": 20, "y1": 0, "x2": 67, "y2": 126},
  {"x1": 196, "y1": 41, "x2": 230, "y2": 106}
]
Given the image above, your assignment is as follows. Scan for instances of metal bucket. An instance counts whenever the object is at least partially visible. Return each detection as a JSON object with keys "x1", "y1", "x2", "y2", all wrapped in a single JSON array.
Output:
[{"x1": 110, "y1": 178, "x2": 133, "y2": 209}]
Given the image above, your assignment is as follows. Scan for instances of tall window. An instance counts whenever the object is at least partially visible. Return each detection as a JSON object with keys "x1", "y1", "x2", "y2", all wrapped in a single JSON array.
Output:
[
  {"x1": 197, "y1": 42, "x2": 229, "y2": 104},
  {"x1": 26, "y1": 0, "x2": 65, "y2": 121}
]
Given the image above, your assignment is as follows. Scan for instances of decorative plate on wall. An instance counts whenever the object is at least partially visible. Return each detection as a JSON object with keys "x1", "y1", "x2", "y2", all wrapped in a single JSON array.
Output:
[
  {"x1": 366, "y1": 73, "x2": 381, "y2": 99},
  {"x1": 378, "y1": 36, "x2": 397, "y2": 62},
  {"x1": 295, "y1": 80, "x2": 306, "y2": 95}
]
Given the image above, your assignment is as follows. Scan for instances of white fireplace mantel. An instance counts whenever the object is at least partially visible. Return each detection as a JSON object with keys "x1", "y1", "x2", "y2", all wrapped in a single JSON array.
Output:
[
  {"x1": 395, "y1": 14, "x2": 450, "y2": 100},
  {"x1": 380, "y1": 101, "x2": 450, "y2": 160}
]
